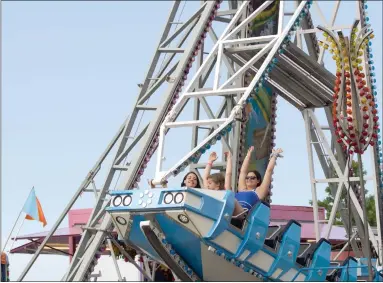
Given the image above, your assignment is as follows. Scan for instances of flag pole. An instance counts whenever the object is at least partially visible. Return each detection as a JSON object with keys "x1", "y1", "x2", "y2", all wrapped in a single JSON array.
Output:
[
  {"x1": 8, "y1": 217, "x2": 26, "y2": 253},
  {"x1": 2, "y1": 186, "x2": 34, "y2": 253}
]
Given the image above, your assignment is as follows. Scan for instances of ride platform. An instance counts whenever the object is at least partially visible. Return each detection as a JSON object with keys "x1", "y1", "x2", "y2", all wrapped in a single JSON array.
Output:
[{"x1": 106, "y1": 188, "x2": 383, "y2": 282}]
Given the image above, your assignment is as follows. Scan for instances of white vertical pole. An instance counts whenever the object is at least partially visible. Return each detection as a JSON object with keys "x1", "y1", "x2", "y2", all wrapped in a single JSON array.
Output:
[
  {"x1": 8, "y1": 217, "x2": 26, "y2": 253},
  {"x1": 106, "y1": 239, "x2": 123, "y2": 281},
  {"x1": 278, "y1": 1, "x2": 285, "y2": 35},
  {"x1": 371, "y1": 149, "x2": 383, "y2": 264},
  {"x1": 303, "y1": 110, "x2": 321, "y2": 241},
  {"x1": 324, "y1": 157, "x2": 351, "y2": 240}
]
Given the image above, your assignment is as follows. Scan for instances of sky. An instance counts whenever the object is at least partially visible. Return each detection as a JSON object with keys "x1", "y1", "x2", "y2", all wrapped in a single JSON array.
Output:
[{"x1": 2, "y1": 1, "x2": 382, "y2": 281}]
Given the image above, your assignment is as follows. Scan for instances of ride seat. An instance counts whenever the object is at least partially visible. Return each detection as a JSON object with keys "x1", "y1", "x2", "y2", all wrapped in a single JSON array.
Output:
[
  {"x1": 296, "y1": 238, "x2": 330, "y2": 267},
  {"x1": 326, "y1": 257, "x2": 358, "y2": 282},
  {"x1": 326, "y1": 261, "x2": 341, "y2": 277},
  {"x1": 266, "y1": 225, "x2": 281, "y2": 239},
  {"x1": 230, "y1": 200, "x2": 270, "y2": 230},
  {"x1": 298, "y1": 243, "x2": 311, "y2": 257},
  {"x1": 264, "y1": 220, "x2": 300, "y2": 250}
]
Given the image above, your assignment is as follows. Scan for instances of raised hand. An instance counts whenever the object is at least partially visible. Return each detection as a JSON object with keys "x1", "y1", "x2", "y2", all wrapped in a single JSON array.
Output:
[
  {"x1": 272, "y1": 148, "x2": 283, "y2": 154},
  {"x1": 148, "y1": 179, "x2": 155, "y2": 188},
  {"x1": 160, "y1": 179, "x2": 168, "y2": 188},
  {"x1": 270, "y1": 148, "x2": 283, "y2": 159},
  {"x1": 208, "y1": 152, "x2": 218, "y2": 162},
  {"x1": 247, "y1": 146, "x2": 254, "y2": 156},
  {"x1": 224, "y1": 151, "x2": 232, "y2": 160}
]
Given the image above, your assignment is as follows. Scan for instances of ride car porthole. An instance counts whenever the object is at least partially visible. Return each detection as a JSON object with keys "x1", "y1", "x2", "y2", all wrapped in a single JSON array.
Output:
[{"x1": 178, "y1": 214, "x2": 189, "y2": 224}]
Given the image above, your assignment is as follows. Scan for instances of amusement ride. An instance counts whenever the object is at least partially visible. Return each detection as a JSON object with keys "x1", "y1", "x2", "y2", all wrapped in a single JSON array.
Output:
[{"x1": 3, "y1": 0, "x2": 383, "y2": 281}]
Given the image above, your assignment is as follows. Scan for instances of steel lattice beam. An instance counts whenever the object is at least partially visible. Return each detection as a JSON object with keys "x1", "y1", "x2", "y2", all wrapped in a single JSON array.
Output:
[{"x1": 68, "y1": 1, "x2": 220, "y2": 281}]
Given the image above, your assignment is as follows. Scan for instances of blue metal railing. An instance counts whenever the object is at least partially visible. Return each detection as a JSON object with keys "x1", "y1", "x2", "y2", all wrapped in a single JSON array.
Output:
[{"x1": 291, "y1": 264, "x2": 382, "y2": 282}]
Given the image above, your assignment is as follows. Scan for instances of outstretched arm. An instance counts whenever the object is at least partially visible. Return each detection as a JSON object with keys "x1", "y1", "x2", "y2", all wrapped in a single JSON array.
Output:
[
  {"x1": 203, "y1": 152, "x2": 217, "y2": 189},
  {"x1": 224, "y1": 151, "x2": 232, "y2": 190},
  {"x1": 255, "y1": 148, "x2": 283, "y2": 200},
  {"x1": 238, "y1": 146, "x2": 254, "y2": 192}
]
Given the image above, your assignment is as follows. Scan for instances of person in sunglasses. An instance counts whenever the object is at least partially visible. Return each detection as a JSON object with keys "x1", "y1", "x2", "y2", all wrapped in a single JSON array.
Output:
[{"x1": 233, "y1": 146, "x2": 283, "y2": 216}]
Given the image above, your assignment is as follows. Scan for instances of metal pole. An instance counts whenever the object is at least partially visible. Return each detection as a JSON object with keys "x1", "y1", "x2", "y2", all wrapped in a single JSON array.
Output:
[
  {"x1": 135, "y1": 255, "x2": 143, "y2": 281},
  {"x1": 8, "y1": 217, "x2": 26, "y2": 253},
  {"x1": 106, "y1": 239, "x2": 123, "y2": 281},
  {"x1": 371, "y1": 148, "x2": 383, "y2": 264},
  {"x1": 2, "y1": 210, "x2": 23, "y2": 252},
  {"x1": 324, "y1": 107, "x2": 364, "y2": 258},
  {"x1": 68, "y1": 2, "x2": 218, "y2": 278},
  {"x1": 2, "y1": 186, "x2": 33, "y2": 253},
  {"x1": 325, "y1": 157, "x2": 351, "y2": 240},
  {"x1": 333, "y1": 232, "x2": 357, "y2": 261},
  {"x1": 355, "y1": 152, "x2": 373, "y2": 280},
  {"x1": 108, "y1": 236, "x2": 153, "y2": 282},
  {"x1": 142, "y1": 256, "x2": 152, "y2": 280},
  {"x1": 303, "y1": 109, "x2": 321, "y2": 242},
  {"x1": 64, "y1": 234, "x2": 97, "y2": 281},
  {"x1": 348, "y1": 38, "x2": 373, "y2": 281},
  {"x1": 151, "y1": 261, "x2": 157, "y2": 280},
  {"x1": 354, "y1": 0, "x2": 383, "y2": 264}
]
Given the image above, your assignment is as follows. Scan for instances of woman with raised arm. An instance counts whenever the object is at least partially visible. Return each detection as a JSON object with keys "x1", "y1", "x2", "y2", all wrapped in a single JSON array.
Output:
[
  {"x1": 224, "y1": 151, "x2": 254, "y2": 220},
  {"x1": 234, "y1": 146, "x2": 283, "y2": 213}
]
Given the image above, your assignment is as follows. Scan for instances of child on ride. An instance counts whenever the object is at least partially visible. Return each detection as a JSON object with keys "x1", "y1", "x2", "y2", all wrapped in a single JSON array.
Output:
[
  {"x1": 150, "y1": 145, "x2": 282, "y2": 221},
  {"x1": 202, "y1": 152, "x2": 230, "y2": 191},
  {"x1": 202, "y1": 151, "x2": 250, "y2": 220},
  {"x1": 203, "y1": 147, "x2": 283, "y2": 220}
]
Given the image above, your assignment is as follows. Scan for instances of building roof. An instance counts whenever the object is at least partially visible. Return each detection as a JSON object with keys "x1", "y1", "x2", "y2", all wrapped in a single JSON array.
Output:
[
  {"x1": 270, "y1": 205, "x2": 325, "y2": 222},
  {"x1": 10, "y1": 240, "x2": 71, "y2": 256},
  {"x1": 13, "y1": 227, "x2": 82, "y2": 241},
  {"x1": 10, "y1": 227, "x2": 83, "y2": 256},
  {"x1": 8, "y1": 205, "x2": 346, "y2": 256}
]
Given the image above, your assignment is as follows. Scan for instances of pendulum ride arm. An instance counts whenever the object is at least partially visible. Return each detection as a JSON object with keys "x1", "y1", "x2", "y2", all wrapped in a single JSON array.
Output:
[
  {"x1": 152, "y1": 1, "x2": 309, "y2": 185},
  {"x1": 64, "y1": 1, "x2": 220, "y2": 281}
]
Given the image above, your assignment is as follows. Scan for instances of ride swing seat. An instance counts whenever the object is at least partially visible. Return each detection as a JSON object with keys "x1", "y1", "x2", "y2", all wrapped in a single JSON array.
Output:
[{"x1": 106, "y1": 187, "x2": 382, "y2": 282}]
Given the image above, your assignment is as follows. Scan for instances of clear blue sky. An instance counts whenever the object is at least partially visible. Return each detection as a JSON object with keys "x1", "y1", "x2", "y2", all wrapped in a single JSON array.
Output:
[{"x1": 2, "y1": 1, "x2": 382, "y2": 281}]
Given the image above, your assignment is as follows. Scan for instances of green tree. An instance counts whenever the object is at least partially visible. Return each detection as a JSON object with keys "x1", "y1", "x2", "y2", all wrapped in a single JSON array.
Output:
[{"x1": 309, "y1": 160, "x2": 376, "y2": 226}]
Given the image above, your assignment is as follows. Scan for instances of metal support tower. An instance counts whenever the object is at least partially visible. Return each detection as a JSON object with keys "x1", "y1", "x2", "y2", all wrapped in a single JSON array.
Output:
[
  {"x1": 16, "y1": 0, "x2": 382, "y2": 281},
  {"x1": 150, "y1": 0, "x2": 382, "y2": 265}
]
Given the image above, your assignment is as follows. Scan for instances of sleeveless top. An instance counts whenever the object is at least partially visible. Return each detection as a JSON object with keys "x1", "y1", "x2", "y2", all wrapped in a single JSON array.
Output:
[{"x1": 235, "y1": 190, "x2": 260, "y2": 211}]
